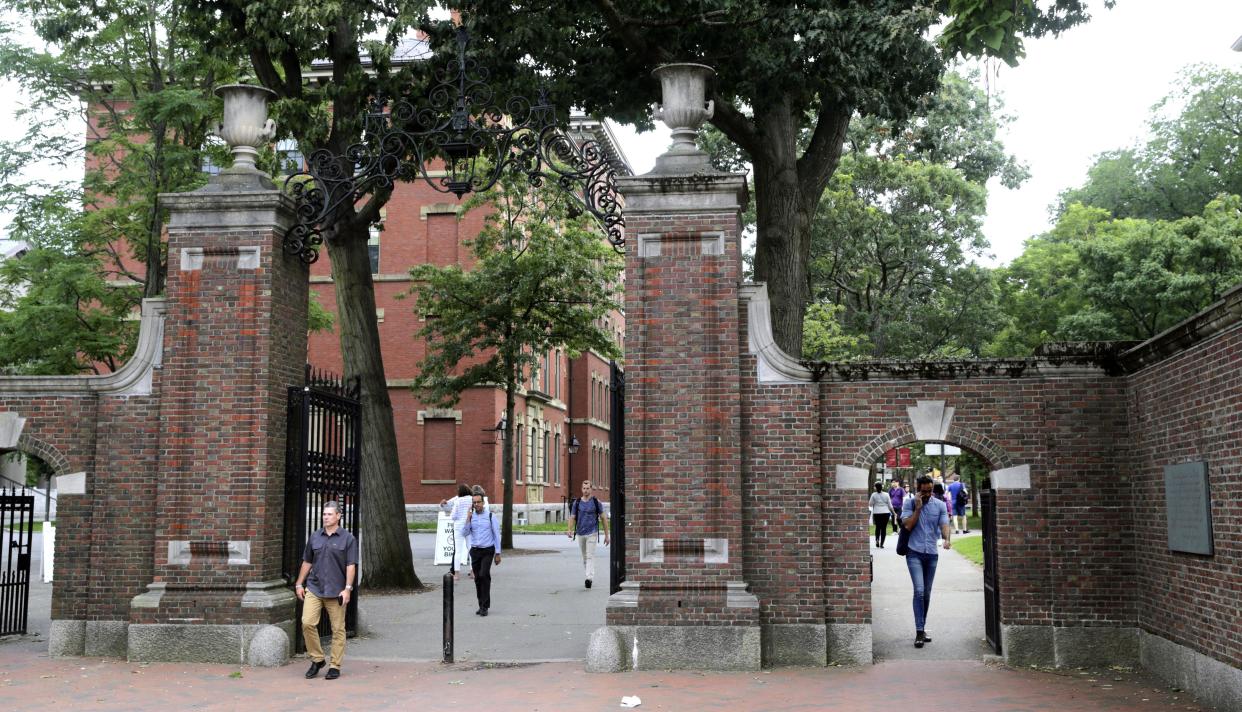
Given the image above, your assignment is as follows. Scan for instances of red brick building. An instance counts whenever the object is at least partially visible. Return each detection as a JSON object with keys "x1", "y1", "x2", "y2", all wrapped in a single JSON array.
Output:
[{"x1": 301, "y1": 120, "x2": 628, "y2": 521}]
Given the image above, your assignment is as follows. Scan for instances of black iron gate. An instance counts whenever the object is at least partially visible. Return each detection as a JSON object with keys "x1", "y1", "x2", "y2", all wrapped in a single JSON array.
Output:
[
  {"x1": 608, "y1": 360, "x2": 625, "y2": 595},
  {"x1": 981, "y1": 481, "x2": 1001, "y2": 654},
  {"x1": 1, "y1": 486, "x2": 34, "y2": 636},
  {"x1": 283, "y1": 367, "x2": 362, "y2": 652}
]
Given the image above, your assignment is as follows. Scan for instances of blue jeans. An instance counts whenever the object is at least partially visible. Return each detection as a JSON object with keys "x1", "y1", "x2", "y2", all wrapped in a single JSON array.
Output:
[{"x1": 905, "y1": 550, "x2": 939, "y2": 632}]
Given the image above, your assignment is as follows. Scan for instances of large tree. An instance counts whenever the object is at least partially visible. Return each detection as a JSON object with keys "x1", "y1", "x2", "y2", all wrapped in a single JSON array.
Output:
[
  {"x1": 463, "y1": 0, "x2": 1102, "y2": 356},
  {"x1": 0, "y1": 0, "x2": 235, "y2": 299},
  {"x1": 806, "y1": 71, "x2": 1022, "y2": 358},
  {"x1": 186, "y1": 0, "x2": 458, "y2": 588},
  {"x1": 990, "y1": 196, "x2": 1242, "y2": 353},
  {"x1": 0, "y1": 0, "x2": 237, "y2": 374},
  {"x1": 1058, "y1": 65, "x2": 1242, "y2": 222},
  {"x1": 409, "y1": 176, "x2": 622, "y2": 549}
]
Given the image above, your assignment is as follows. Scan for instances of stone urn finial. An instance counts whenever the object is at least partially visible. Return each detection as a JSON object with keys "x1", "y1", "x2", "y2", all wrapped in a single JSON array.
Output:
[
  {"x1": 214, "y1": 84, "x2": 278, "y2": 172},
  {"x1": 650, "y1": 63, "x2": 716, "y2": 174}
]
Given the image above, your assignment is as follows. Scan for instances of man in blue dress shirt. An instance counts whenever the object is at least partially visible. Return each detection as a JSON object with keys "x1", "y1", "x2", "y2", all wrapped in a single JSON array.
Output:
[
  {"x1": 901, "y1": 474, "x2": 952, "y2": 648},
  {"x1": 465, "y1": 492, "x2": 502, "y2": 616}
]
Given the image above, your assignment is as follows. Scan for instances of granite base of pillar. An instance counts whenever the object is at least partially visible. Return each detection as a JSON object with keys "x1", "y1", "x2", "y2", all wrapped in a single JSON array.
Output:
[
  {"x1": 48, "y1": 619, "x2": 86, "y2": 657},
  {"x1": 1001, "y1": 624, "x2": 1139, "y2": 668},
  {"x1": 1139, "y1": 630, "x2": 1242, "y2": 712},
  {"x1": 826, "y1": 623, "x2": 873, "y2": 665},
  {"x1": 48, "y1": 619, "x2": 130, "y2": 658},
  {"x1": 126, "y1": 579, "x2": 297, "y2": 664},
  {"x1": 761, "y1": 624, "x2": 827, "y2": 667},
  {"x1": 126, "y1": 621, "x2": 294, "y2": 664},
  {"x1": 586, "y1": 624, "x2": 761, "y2": 672}
]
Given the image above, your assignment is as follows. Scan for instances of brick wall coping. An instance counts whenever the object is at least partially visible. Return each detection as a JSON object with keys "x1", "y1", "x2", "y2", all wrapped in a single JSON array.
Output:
[
  {"x1": 0, "y1": 297, "x2": 165, "y2": 396},
  {"x1": 1119, "y1": 279, "x2": 1242, "y2": 373},
  {"x1": 742, "y1": 283, "x2": 1115, "y2": 384}
]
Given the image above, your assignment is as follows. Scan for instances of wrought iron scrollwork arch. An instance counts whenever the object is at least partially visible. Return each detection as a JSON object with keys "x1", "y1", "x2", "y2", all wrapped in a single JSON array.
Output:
[{"x1": 283, "y1": 27, "x2": 624, "y2": 264}]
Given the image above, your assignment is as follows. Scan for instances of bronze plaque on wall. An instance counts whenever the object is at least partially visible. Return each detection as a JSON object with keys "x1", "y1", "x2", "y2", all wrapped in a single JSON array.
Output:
[{"x1": 1165, "y1": 461, "x2": 1214, "y2": 555}]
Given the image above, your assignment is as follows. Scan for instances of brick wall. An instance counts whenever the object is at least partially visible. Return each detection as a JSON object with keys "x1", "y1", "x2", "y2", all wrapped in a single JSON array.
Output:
[{"x1": 1126, "y1": 304, "x2": 1242, "y2": 669}]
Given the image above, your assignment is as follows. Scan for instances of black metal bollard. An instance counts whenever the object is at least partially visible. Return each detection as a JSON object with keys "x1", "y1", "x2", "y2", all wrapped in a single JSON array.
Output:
[{"x1": 442, "y1": 570, "x2": 454, "y2": 663}]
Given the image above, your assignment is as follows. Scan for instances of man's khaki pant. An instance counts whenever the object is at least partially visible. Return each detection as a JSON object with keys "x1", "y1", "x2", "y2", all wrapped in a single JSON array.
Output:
[
  {"x1": 577, "y1": 534, "x2": 597, "y2": 581},
  {"x1": 302, "y1": 592, "x2": 346, "y2": 669}
]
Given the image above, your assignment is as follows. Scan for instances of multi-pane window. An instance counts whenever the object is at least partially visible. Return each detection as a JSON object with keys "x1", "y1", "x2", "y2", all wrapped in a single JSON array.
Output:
[
  {"x1": 542, "y1": 430, "x2": 550, "y2": 483},
  {"x1": 528, "y1": 425, "x2": 537, "y2": 483},
  {"x1": 554, "y1": 352, "x2": 561, "y2": 399},
  {"x1": 515, "y1": 424, "x2": 524, "y2": 484},
  {"x1": 367, "y1": 226, "x2": 381, "y2": 274},
  {"x1": 554, "y1": 433, "x2": 561, "y2": 485},
  {"x1": 276, "y1": 138, "x2": 304, "y2": 175}
]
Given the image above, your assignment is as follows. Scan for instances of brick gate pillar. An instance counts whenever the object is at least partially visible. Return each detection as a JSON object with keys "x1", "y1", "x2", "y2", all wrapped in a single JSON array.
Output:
[
  {"x1": 590, "y1": 156, "x2": 759, "y2": 669},
  {"x1": 125, "y1": 168, "x2": 308, "y2": 664}
]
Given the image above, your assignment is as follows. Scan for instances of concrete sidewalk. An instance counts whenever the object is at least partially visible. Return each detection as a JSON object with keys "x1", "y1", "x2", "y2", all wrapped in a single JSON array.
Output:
[
  {"x1": 351, "y1": 532, "x2": 610, "y2": 662},
  {"x1": 0, "y1": 639, "x2": 1214, "y2": 711},
  {"x1": 872, "y1": 528, "x2": 988, "y2": 660}
]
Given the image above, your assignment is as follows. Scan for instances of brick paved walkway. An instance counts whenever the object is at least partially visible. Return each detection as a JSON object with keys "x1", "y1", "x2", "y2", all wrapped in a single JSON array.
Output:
[{"x1": 0, "y1": 637, "x2": 1215, "y2": 711}]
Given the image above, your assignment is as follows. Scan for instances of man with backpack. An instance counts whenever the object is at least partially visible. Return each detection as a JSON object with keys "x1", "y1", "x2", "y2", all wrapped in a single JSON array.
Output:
[
  {"x1": 567, "y1": 479, "x2": 609, "y2": 589},
  {"x1": 947, "y1": 473, "x2": 970, "y2": 534}
]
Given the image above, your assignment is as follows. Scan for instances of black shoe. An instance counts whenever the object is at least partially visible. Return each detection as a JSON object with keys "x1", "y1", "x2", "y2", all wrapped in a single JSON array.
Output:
[
  {"x1": 305, "y1": 660, "x2": 326, "y2": 679},
  {"x1": 586, "y1": 579, "x2": 592, "y2": 589},
  {"x1": 475, "y1": 607, "x2": 483, "y2": 615},
  {"x1": 914, "y1": 631, "x2": 926, "y2": 649},
  {"x1": 921, "y1": 633, "x2": 932, "y2": 643},
  {"x1": 480, "y1": 608, "x2": 488, "y2": 617},
  {"x1": 325, "y1": 668, "x2": 340, "y2": 680}
]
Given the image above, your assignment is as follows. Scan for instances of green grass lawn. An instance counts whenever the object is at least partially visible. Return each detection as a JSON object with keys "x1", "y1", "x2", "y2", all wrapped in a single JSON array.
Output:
[
  {"x1": 954, "y1": 536, "x2": 983, "y2": 566},
  {"x1": 0, "y1": 520, "x2": 53, "y2": 533}
]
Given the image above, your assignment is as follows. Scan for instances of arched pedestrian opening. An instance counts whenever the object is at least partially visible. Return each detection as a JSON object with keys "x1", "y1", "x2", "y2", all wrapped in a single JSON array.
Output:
[
  {"x1": 850, "y1": 427, "x2": 1012, "y2": 662},
  {"x1": 0, "y1": 438, "x2": 67, "y2": 639}
]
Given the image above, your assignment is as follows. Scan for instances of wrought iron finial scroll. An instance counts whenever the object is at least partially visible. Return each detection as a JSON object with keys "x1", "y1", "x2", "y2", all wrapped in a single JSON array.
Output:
[{"x1": 283, "y1": 27, "x2": 624, "y2": 264}]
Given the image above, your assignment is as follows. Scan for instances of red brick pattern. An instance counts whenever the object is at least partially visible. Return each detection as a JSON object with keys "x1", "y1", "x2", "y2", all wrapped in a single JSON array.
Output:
[
  {"x1": 1127, "y1": 324, "x2": 1242, "y2": 668},
  {"x1": 610, "y1": 183, "x2": 756, "y2": 627}
]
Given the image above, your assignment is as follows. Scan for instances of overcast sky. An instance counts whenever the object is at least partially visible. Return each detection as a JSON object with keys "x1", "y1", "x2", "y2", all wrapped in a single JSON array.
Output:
[
  {"x1": 4, "y1": 1, "x2": 1242, "y2": 265},
  {"x1": 612, "y1": 0, "x2": 1242, "y2": 266}
]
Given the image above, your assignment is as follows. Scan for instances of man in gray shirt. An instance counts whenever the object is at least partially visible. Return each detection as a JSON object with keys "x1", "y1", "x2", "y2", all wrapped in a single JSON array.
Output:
[{"x1": 294, "y1": 501, "x2": 358, "y2": 679}]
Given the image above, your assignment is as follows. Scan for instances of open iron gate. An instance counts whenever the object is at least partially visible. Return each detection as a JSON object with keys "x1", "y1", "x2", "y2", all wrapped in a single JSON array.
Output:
[
  {"x1": 981, "y1": 481, "x2": 1001, "y2": 655},
  {"x1": 608, "y1": 361, "x2": 625, "y2": 595},
  {"x1": 283, "y1": 367, "x2": 362, "y2": 652},
  {"x1": 0, "y1": 487, "x2": 34, "y2": 636}
]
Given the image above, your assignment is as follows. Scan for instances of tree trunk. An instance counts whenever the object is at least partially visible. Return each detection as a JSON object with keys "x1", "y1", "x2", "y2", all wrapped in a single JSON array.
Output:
[
  {"x1": 750, "y1": 110, "x2": 816, "y2": 358},
  {"x1": 325, "y1": 226, "x2": 421, "y2": 589},
  {"x1": 501, "y1": 382, "x2": 516, "y2": 550}
]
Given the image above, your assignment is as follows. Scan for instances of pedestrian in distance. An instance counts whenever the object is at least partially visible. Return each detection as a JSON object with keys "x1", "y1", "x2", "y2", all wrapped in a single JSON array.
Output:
[
  {"x1": 567, "y1": 479, "x2": 609, "y2": 588},
  {"x1": 464, "y1": 491, "x2": 502, "y2": 616},
  {"x1": 439, "y1": 484, "x2": 473, "y2": 579},
  {"x1": 889, "y1": 479, "x2": 905, "y2": 533},
  {"x1": 901, "y1": 475, "x2": 952, "y2": 649},
  {"x1": 947, "y1": 473, "x2": 970, "y2": 534},
  {"x1": 294, "y1": 501, "x2": 358, "y2": 680},
  {"x1": 933, "y1": 482, "x2": 952, "y2": 524},
  {"x1": 869, "y1": 481, "x2": 896, "y2": 548}
]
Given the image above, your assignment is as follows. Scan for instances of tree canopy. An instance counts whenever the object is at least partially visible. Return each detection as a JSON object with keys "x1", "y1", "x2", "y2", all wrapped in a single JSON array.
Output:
[
  {"x1": 462, "y1": 0, "x2": 1102, "y2": 356},
  {"x1": 409, "y1": 175, "x2": 622, "y2": 548},
  {"x1": 1058, "y1": 65, "x2": 1242, "y2": 222}
]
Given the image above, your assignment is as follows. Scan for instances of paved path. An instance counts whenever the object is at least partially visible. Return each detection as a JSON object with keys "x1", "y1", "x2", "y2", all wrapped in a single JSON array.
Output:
[
  {"x1": 2, "y1": 528, "x2": 1219, "y2": 710},
  {"x1": 351, "y1": 532, "x2": 610, "y2": 662},
  {"x1": 0, "y1": 640, "x2": 1215, "y2": 711},
  {"x1": 871, "y1": 529, "x2": 989, "y2": 660}
]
